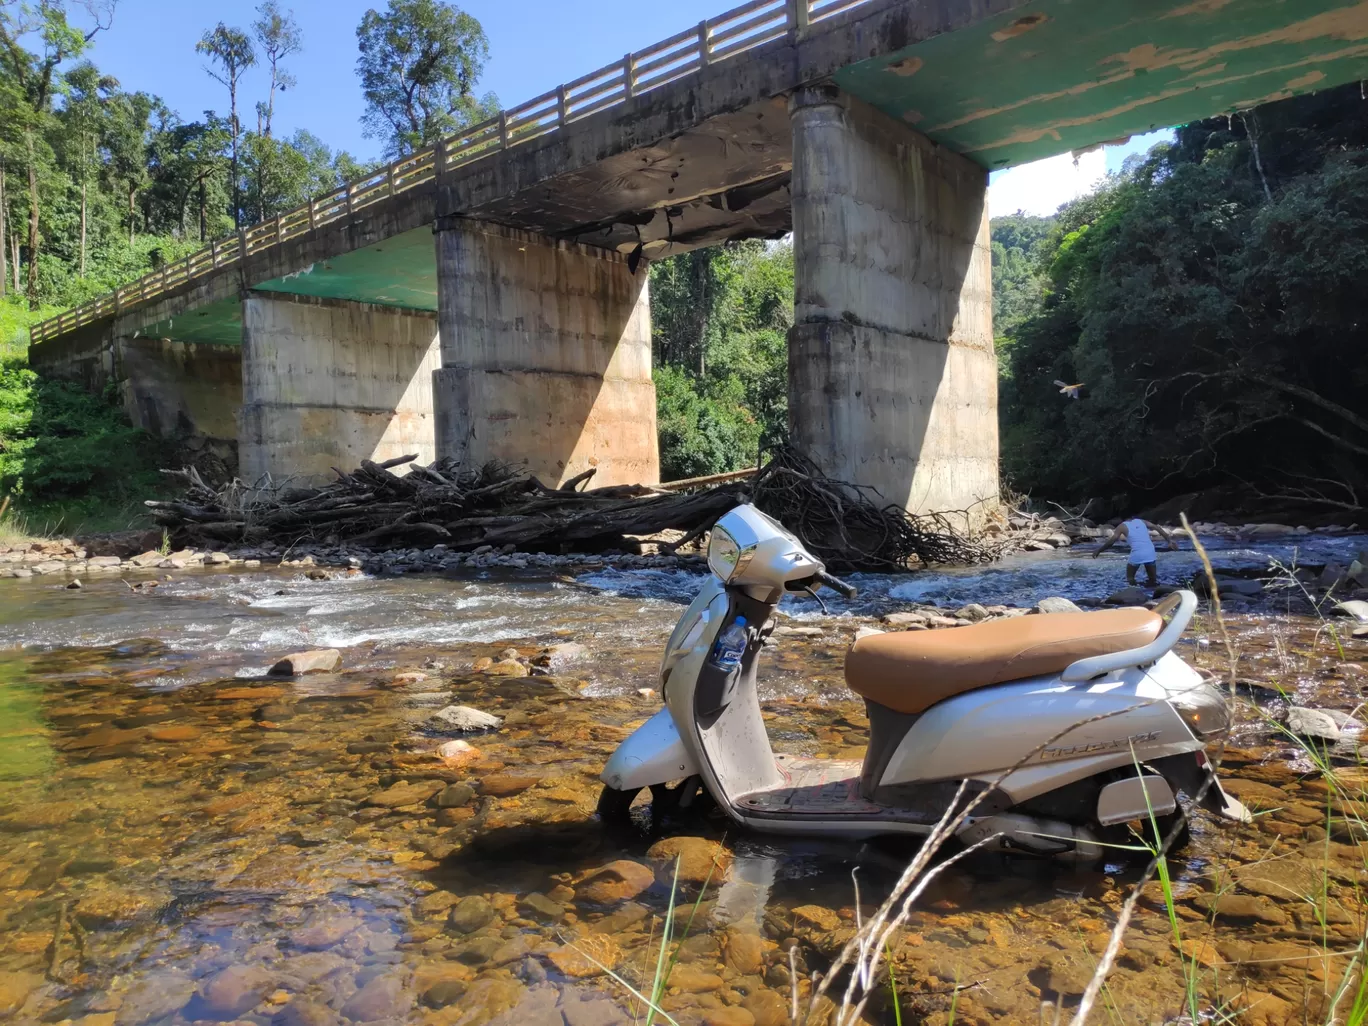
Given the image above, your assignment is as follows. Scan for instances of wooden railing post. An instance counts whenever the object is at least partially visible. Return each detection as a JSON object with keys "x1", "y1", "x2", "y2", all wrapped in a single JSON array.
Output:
[
  {"x1": 698, "y1": 20, "x2": 711, "y2": 65},
  {"x1": 788, "y1": 0, "x2": 810, "y2": 37},
  {"x1": 623, "y1": 53, "x2": 636, "y2": 98},
  {"x1": 275, "y1": 214, "x2": 284, "y2": 241},
  {"x1": 556, "y1": 85, "x2": 568, "y2": 126},
  {"x1": 435, "y1": 138, "x2": 448, "y2": 174},
  {"x1": 238, "y1": 228, "x2": 249, "y2": 260},
  {"x1": 498, "y1": 111, "x2": 509, "y2": 148},
  {"x1": 387, "y1": 164, "x2": 397, "y2": 196},
  {"x1": 308, "y1": 200, "x2": 317, "y2": 229}
]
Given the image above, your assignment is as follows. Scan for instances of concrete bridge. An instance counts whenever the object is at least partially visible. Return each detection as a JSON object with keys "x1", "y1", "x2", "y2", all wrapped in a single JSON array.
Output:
[{"x1": 30, "y1": 0, "x2": 1368, "y2": 514}]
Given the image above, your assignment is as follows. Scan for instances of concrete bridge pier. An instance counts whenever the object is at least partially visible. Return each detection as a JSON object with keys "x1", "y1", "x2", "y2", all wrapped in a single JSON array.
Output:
[
  {"x1": 787, "y1": 86, "x2": 999, "y2": 521},
  {"x1": 239, "y1": 293, "x2": 441, "y2": 487},
  {"x1": 431, "y1": 220, "x2": 658, "y2": 488}
]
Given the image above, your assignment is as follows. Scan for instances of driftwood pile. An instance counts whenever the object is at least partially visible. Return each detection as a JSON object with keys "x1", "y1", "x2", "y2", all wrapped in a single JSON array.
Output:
[{"x1": 146, "y1": 447, "x2": 992, "y2": 571}]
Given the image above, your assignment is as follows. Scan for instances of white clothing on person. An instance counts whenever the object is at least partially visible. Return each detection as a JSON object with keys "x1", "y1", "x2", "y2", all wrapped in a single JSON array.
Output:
[{"x1": 1124, "y1": 518, "x2": 1157, "y2": 565}]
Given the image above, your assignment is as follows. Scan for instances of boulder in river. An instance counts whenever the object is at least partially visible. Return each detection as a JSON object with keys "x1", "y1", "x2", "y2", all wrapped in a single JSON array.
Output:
[
  {"x1": 1105, "y1": 587, "x2": 1150, "y2": 607},
  {"x1": 1036, "y1": 597, "x2": 1082, "y2": 614},
  {"x1": 268, "y1": 649, "x2": 342, "y2": 676},
  {"x1": 1332, "y1": 599, "x2": 1368, "y2": 622},
  {"x1": 1286, "y1": 707, "x2": 1346, "y2": 742},
  {"x1": 429, "y1": 705, "x2": 502, "y2": 732}
]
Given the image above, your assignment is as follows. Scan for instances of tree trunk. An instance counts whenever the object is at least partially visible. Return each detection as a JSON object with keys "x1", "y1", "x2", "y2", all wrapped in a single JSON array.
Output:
[
  {"x1": 128, "y1": 183, "x2": 135, "y2": 246},
  {"x1": 230, "y1": 82, "x2": 240, "y2": 229},
  {"x1": 0, "y1": 160, "x2": 7, "y2": 300},
  {"x1": 79, "y1": 179, "x2": 87, "y2": 278},
  {"x1": 25, "y1": 132, "x2": 40, "y2": 310},
  {"x1": 10, "y1": 232, "x2": 19, "y2": 294}
]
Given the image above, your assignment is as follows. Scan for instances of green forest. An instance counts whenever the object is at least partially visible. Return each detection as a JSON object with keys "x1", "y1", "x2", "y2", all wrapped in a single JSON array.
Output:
[{"x1": 2, "y1": 0, "x2": 1366, "y2": 527}]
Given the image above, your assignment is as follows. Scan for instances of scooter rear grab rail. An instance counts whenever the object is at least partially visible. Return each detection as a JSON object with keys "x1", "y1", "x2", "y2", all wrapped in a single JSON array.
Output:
[{"x1": 1058, "y1": 589, "x2": 1197, "y2": 682}]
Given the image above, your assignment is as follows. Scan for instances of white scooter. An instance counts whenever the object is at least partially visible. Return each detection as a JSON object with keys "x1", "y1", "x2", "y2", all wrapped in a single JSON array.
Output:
[{"x1": 600, "y1": 505, "x2": 1248, "y2": 859}]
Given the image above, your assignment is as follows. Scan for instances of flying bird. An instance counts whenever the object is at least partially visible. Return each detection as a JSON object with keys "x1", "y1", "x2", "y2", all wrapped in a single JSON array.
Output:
[{"x1": 1053, "y1": 379, "x2": 1084, "y2": 399}]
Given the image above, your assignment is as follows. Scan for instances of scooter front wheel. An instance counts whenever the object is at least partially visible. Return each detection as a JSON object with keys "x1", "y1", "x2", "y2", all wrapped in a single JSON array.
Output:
[{"x1": 597, "y1": 778, "x2": 704, "y2": 832}]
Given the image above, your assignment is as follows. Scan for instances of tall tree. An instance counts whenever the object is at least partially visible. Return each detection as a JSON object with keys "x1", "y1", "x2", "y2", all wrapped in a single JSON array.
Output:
[
  {"x1": 60, "y1": 60, "x2": 116, "y2": 273},
  {"x1": 195, "y1": 22, "x2": 255, "y2": 228},
  {"x1": 355, "y1": 0, "x2": 496, "y2": 157},
  {"x1": 252, "y1": 1, "x2": 300, "y2": 138},
  {"x1": 0, "y1": 0, "x2": 115, "y2": 306}
]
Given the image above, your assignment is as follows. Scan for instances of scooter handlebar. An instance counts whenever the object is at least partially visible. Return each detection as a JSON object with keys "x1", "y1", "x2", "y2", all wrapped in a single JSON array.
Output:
[{"x1": 816, "y1": 570, "x2": 858, "y2": 599}]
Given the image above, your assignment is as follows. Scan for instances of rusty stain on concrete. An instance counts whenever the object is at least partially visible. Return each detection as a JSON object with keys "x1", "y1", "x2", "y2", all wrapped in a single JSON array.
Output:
[
  {"x1": 886, "y1": 55, "x2": 924, "y2": 76},
  {"x1": 991, "y1": 12, "x2": 1049, "y2": 42}
]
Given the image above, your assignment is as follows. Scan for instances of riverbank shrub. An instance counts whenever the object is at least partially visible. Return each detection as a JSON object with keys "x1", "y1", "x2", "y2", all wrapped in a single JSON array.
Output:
[
  {"x1": 0, "y1": 301, "x2": 168, "y2": 532},
  {"x1": 998, "y1": 84, "x2": 1368, "y2": 517}
]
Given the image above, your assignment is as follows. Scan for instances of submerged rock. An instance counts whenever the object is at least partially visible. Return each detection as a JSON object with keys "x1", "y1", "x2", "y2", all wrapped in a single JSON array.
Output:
[
  {"x1": 429, "y1": 705, "x2": 502, "y2": 732},
  {"x1": 195, "y1": 964, "x2": 278, "y2": 1019},
  {"x1": 447, "y1": 895, "x2": 495, "y2": 934},
  {"x1": 1287, "y1": 707, "x2": 1347, "y2": 742},
  {"x1": 574, "y1": 860, "x2": 655, "y2": 904},
  {"x1": 646, "y1": 836, "x2": 732, "y2": 886},
  {"x1": 1105, "y1": 587, "x2": 1150, "y2": 606}
]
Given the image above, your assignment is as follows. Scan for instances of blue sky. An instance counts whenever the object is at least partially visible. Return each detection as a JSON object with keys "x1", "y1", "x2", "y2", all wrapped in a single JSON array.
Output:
[
  {"x1": 71, "y1": 0, "x2": 1171, "y2": 214},
  {"x1": 73, "y1": 0, "x2": 759, "y2": 162}
]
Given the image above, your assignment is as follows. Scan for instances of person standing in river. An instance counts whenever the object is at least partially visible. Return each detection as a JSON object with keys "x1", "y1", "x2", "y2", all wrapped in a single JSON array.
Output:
[{"x1": 1093, "y1": 517, "x2": 1178, "y2": 587}]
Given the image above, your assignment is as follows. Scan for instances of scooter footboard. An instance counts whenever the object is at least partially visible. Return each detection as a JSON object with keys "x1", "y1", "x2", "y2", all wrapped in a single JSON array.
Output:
[{"x1": 601, "y1": 707, "x2": 700, "y2": 791}]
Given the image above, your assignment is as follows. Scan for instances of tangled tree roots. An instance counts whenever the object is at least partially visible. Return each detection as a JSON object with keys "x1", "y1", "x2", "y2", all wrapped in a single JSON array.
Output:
[{"x1": 146, "y1": 447, "x2": 996, "y2": 570}]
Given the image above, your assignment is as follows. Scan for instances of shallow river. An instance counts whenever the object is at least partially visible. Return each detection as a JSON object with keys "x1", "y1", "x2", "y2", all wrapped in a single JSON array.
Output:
[{"x1": 0, "y1": 540, "x2": 1365, "y2": 1026}]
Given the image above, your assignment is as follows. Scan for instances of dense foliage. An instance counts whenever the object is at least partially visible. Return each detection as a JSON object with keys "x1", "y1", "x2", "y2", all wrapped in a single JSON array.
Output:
[
  {"x1": 649, "y1": 241, "x2": 792, "y2": 480},
  {"x1": 998, "y1": 84, "x2": 1368, "y2": 516},
  {"x1": 0, "y1": 0, "x2": 492, "y2": 522}
]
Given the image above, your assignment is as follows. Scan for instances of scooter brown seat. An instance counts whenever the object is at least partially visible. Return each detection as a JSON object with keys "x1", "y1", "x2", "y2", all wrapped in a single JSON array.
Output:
[{"x1": 845, "y1": 608, "x2": 1163, "y2": 715}]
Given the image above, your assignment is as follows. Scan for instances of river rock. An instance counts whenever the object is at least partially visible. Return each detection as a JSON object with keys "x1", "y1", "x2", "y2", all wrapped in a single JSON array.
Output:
[
  {"x1": 429, "y1": 705, "x2": 503, "y2": 732},
  {"x1": 1333, "y1": 599, "x2": 1368, "y2": 622},
  {"x1": 436, "y1": 739, "x2": 480, "y2": 767},
  {"x1": 880, "y1": 611, "x2": 928, "y2": 627},
  {"x1": 547, "y1": 933, "x2": 621, "y2": 977},
  {"x1": 482, "y1": 773, "x2": 538, "y2": 796},
  {"x1": 574, "y1": 860, "x2": 655, "y2": 904},
  {"x1": 1036, "y1": 597, "x2": 1082, "y2": 614},
  {"x1": 366, "y1": 779, "x2": 444, "y2": 808},
  {"x1": 517, "y1": 892, "x2": 566, "y2": 922},
  {"x1": 956, "y1": 603, "x2": 990, "y2": 621},
  {"x1": 0, "y1": 970, "x2": 42, "y2": 1018},
  {"x1": 853, "y1": 626, "x2": 884, "y2": 642},
  {"x1": 535, "y1": 642, "x2": 589, "y2": 670},
  {"x1": 114, "y1": 969, "x2": 196, "y2": 1024},
  {"x1": 447, "y1": 895, "x2": 495, "y2": 934},
  {"x1": 195, "y1": 964, "x2": 278, "y2": 1018},
  {"x1": 294, "y1": 913, "x2": 362, "y2": 950},
  {"x1": 341, "y1": 973, "x2": 410, "y2": 1022},
  {"x1": 149, "y1": 725, "x2": 201, "y2": 742},
  {"x1": 1192, "y1": 891, "x2": 1288, "y2": 925},
  {"x1": 1216, "y1": 577, "x2": 1264, "y2": 596},
  {"x1": 646, "y1": 836, "x2": 732, "y2": 886},
  {"x1": 267, "y1": 649, "x2": 341, "y2": 676},
  {"x1": 1105, "y1": 587, "x2": 1150, "y2": 606},
  {"x1": 703, "y1": 1009, "x2": 756, "y2": 1026},
  {"x1": 274, "y1": 998, "x2": 340, "y2": 1026},
  {"x1": 422, "y1": 979, "x2": 468, "y2": 1009},
  {"x1": 561, "y1": 991, "x2": 630, "y2": 1026},
  {"x1": 483, "y1": 659, "x2": 528, "y2": 677},
  {"x1": 790, "y1": 904, "x2": 840, "y2": 932},
  {"x1": 435, "y1": 782, "x2": 475, "y2": 808},
  {"x1": 1287, "y1": 707, "x2": 1343, "y2": 742},
  {"x1": 742, "y1": 989, "x2": 789, "y2": 1026},
  {"x1": 721, "y1": 926, "x2": 764, "y2": 974}
]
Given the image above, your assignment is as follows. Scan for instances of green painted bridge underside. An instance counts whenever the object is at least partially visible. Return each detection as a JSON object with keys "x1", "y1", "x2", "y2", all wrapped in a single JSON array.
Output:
[
  {"x1": 837, "y1": 0, "x2": 1368, "y2": 169},
  {"x1": 137, "y1": 228, "x2": 437, "y2": 345},
  {"x1": 252, "y1": 227, "x2": 438, "y2": 311}
]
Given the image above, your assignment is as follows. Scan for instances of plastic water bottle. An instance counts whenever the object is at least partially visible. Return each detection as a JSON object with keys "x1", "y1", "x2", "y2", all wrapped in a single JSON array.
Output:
[{"x1": 709, "y1": 616, "x2": 748, "y2": 672}]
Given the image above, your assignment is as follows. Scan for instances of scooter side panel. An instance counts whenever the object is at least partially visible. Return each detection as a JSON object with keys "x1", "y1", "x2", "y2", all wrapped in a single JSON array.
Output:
[
  {"x1": 880, "y1": 669, "x2": 1201, "y2": 801},
  {"x1": 601, "y1": 707, "x2": 699, "y2": 791}
]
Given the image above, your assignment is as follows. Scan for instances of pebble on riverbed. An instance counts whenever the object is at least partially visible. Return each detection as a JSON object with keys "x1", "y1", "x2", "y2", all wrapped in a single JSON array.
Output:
[{"x1": 429, "y1": 705, "x2": 503, "y2": 732}]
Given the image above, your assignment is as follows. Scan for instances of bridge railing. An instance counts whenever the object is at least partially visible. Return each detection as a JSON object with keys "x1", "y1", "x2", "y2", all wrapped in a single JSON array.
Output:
[{"x1": 29, "y1": 0, "x2": 877, "y2": 346}]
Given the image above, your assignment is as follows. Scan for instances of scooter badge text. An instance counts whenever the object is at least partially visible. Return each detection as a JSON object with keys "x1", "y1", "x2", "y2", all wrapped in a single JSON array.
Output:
[{"x1": 1040, "y1": 730, "x2": 1162, "y2": 760}]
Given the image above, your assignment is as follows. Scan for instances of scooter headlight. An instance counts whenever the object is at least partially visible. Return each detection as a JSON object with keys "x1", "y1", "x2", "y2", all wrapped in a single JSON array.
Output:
[
  {"x1": 708, "y1": 526, "x2": 754, "y2": 582},
  {"x1": 1170, "y1": 685, "x2": 1231, "y2": 739}
]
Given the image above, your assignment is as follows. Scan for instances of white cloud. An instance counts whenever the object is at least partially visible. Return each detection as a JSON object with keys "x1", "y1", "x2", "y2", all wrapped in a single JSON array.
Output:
[{"x1": 988, "y1": 148, "x2": 1107, "y2": 218}]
